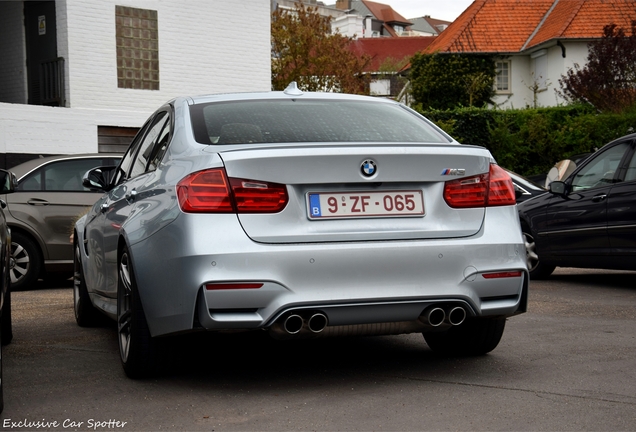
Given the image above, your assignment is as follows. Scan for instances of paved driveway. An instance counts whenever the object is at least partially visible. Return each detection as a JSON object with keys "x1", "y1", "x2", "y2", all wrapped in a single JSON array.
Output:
[{"x1": 2, "y1": 268, "x2": 636, "y2": 431}]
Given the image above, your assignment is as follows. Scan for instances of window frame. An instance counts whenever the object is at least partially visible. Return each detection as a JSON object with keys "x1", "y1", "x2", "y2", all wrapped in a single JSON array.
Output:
[{"x1": 495, "y1": 60, "x2": 511, "y2": 94}]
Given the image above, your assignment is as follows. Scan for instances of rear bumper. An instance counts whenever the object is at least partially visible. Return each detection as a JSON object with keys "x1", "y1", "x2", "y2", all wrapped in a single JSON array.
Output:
[{"x1": 129, "y1": 206, "x2": 527, "y2": 337}]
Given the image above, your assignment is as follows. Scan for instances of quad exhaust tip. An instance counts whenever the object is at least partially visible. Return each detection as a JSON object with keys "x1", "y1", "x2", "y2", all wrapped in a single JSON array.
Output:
[
  {"x1": 447, "y1": 306, "x2": 467, "y2": 326},
  {"x1": 425, "y1": 307, "x2": 446, "y2": 327},
  {"x1": 421, "y1": 305, "x2": 467, "y2": 327},
  {"x1": 307, "y1": 313, "x2": 328, "y2": 333},
  {"x1": 279, "y1": 306, "x2": 465, "y2": 337},
  {"x1": 283, "y1": 314, "x2": 303, "y2": 334},
  {"x1": 282, "y1": 312, "x2": 328, "y2": 335}
]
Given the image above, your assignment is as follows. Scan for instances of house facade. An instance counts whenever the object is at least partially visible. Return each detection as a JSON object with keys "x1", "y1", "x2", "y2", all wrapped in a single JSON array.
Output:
[
  {"x1": 424, "y1": 0, "x2": 636, "y2": 109},
  {"x1": 0, "y1": 0, "x2": 271, "y2": 168},
  {"x1": 336, "y1": 0, "x2": 413, "y2": 37}
]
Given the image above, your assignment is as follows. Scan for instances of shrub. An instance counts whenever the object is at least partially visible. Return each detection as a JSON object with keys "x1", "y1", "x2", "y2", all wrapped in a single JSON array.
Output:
[{"x1": 418, "y1": 105, "x2": 636, "y2": 176}]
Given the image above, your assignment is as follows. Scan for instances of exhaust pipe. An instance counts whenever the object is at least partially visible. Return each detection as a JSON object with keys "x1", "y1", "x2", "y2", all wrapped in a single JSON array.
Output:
[
  {"x1": 447, "y1": 306, "x2": 467, "y2": 326},
  {"x1": 283, "y1": 314, "x2": 303, "y2": 334},
  {"x1": 307, "y1": 313, "x2": 328, "y2": 333},
  {"x1": 423, "y1": 307, "x2": 446, "y2": 327}
]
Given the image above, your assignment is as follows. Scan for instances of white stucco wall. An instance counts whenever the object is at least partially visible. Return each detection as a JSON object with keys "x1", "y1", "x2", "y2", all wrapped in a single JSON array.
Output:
[
  {"x1": 332, "y1": 14, "x2": 364, "y2": 38},
  {"x1": 492, "y1": 41, "x2": 590, "y2": 109},
  {"x1": 0, "y1": 0, "x2": 271, "y2": 157}
]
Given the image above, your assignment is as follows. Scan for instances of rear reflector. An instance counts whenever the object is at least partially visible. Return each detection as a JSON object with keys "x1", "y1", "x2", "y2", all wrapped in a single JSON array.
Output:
[
  {"x1": 205, "y1": 283, "x2": 264, "y2": 290},
  {"x1": 482, "y1": 271, "x2": 522, "y2": 279},
  {"x1": 444, "y1": 164, "x2": 516, "y2": 208},
  {"x1": 177, "y1": 168, "x2": 288, "y2": 214}
]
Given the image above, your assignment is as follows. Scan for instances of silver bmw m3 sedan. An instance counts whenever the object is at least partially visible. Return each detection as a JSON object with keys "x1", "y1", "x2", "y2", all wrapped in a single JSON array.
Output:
[{"x1": 73, "y1": 84, "x2": 528, "y2": 378}]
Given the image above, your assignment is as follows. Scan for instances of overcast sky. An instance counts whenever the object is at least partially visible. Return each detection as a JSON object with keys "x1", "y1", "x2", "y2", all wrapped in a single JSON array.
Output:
[{"x1": 377, "y1": 0, "x2": 475, "y2": 21}]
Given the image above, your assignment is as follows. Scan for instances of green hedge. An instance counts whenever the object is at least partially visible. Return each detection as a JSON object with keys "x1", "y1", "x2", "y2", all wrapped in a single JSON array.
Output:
[{"x1": 418, "y1": 105, "x2": 636, "y2": 177}]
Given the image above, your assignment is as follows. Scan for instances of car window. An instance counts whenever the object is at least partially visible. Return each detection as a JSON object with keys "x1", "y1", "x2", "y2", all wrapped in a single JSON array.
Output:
[
  {"x1": 17, "y1": 158, "x2": 120, "y2": 192},
  {"x1": 147, "y1": 116, "x2": 172, "y2": 172},
  {"x1": 129, "y1": 111, "x2": 170, "y2": 178},
  {"x1": 113, "y1": 118, "x2": 154, "y2": 186},
  {"x1": 190, "y1": 99, "x2": 450, "y2": 145},
  {"x1": 622, "y1": 144, "x2": 636, "y2": 182},
  {"x1": 571, "y1": 142, "x2": 630, "y2": 191}
]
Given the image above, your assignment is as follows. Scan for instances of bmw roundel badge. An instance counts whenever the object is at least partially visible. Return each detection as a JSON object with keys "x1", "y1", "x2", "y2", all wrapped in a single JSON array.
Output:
[{"x1": 361, "y1": 159, "x2": 377, "y2": 177}]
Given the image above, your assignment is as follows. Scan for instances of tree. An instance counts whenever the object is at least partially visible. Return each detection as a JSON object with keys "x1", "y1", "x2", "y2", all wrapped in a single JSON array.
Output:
[
  {"x1": 408, "y1": 53, "x2": 496, "y2": 110},
  {"x1": 559, "y1": 21, "x2": 636, "y2": 113},
  {"x1": 271, "y1": 2, "x2": 370, "y2": 93}
]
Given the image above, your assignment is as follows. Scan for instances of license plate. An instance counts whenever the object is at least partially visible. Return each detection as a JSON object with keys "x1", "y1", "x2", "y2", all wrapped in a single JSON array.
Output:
[{"x1": 307, "y1": 190, "x2": 424, "y2": 219}]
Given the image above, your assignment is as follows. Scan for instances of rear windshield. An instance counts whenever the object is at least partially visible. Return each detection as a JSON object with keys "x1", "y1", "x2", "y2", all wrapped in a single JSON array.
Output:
[{"x1": 190, "y1": 99, "x2": 450, "y2": 145}]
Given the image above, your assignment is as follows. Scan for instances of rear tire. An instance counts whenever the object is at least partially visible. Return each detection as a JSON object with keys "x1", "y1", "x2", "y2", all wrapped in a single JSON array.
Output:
[
  {"x1": 1, "y1": 289, "x2": 12, "y2": 346},
  {"x1": 0, "y1": 324, "x2": 4, "y2": 414},
  {"x1": 73, "y1": 241, "x2": 102, "y2": 327},
  {"x1": 424, "y1": 316, "x2": 506, "y2": 356},
  {"x1": 10, "y1": 232, "x2": 42, "y2": 291},
  {"x1": 117, "y1": 246, "x2": 161, "y2": 379},
  {"x1": 521, "y1": 225, "x2": 555, "y2": 280}
]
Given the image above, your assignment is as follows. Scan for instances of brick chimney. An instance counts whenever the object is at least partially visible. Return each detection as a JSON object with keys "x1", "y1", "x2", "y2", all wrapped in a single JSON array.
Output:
[{"x1": 336, "y1": 0, "x2": 352, "y2": 10}]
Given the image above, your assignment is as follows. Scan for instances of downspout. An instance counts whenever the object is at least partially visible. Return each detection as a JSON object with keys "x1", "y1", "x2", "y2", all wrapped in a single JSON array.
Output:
[{"x1": 556, "y1": 40, "x2": 566, "y2": 58}]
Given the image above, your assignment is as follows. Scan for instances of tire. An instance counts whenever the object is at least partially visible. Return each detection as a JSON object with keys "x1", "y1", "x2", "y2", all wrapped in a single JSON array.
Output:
[
  {"x1": 73, "y1": 241, "x2": 102, "y2": 327},
  {"x1": 521, "y1": 225, "x2": 555, "y2": 280},
  {"x1": 0, "y1": 325, "x2": 4, "y2": 414},
  {"x1": 117, "y1": 246, "x2": 161, "y2": 378},
  {"x1": 9, "y1": 232, "x2": 43, "y2": 291},
  {"x1": 1, "y1": 289, "x2": 12, "y2": 346},
  {"x1": 424, "y1": 316, "x2": 506, "y2": 356}
]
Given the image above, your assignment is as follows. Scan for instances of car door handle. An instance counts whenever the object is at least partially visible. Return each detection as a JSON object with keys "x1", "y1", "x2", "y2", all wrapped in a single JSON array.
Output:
[
  {"x1": 125, "y1": 189, "x2": 138, "y2": 203},
  {"x1": 27, "y1": 198, "x2": 49, "y2": 206},
  {"x1": 592, "y1": 194, "x2": 607, "y2": 202}
]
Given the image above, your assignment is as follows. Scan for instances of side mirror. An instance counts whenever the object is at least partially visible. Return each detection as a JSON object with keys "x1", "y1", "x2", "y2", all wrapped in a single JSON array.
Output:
[
  {"x1": 0, "y1": 169, "x2": 18, "y2": 194},
  {"x1": 549, "y1": 181, "x2": 567, "y2": 196},
  {"x1": 82, "y1": 166, "x2": 116, "y2": 192}
]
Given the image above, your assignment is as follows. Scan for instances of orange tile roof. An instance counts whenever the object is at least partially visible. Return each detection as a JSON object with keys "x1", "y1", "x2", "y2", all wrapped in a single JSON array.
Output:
[
  {"x1": 425, "y1": 0, "x2": 636, "y2": 54},
  {"x1": 362, "y1": 0, "x2": 413, "y2": 25},
  {"x1": 351, "y1": 37, "x2": 436, "y2": 72},
  {"x1": 527, "y1": 0, "x2": 636, "y2": 49}
]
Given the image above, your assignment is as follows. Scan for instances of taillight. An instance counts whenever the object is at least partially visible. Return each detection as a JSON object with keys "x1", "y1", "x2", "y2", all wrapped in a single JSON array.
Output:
[
  {"x1": 177, "y1": 168, "x2": 288, "y2": 214},
  {"x1": 229, "y1": 178, "x2": 288, "y2": 213},
  {"x1": 177, "y1": 169, "x2": 234, "y2": 213},
  {"x1": 487, "y1": 164, "x2": 517, "y2": 206},
  {"x1": 443, "y1": 164, "x2": 516, "y2": 208}
]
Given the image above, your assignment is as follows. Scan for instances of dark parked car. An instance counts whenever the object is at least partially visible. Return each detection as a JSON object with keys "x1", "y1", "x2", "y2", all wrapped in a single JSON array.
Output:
[
  {"x1": 527, "y1": 152, "x2": 593, "y2": 187},
  {"x1": 518, "y1": 133, "x2": 636, "y2": 279},
  {"x1": 3, "y1": 154, "x2": 120, "y2": 290},
  {"x1": 0, "y1": 168, "x2": 18, "y2": 413},
  {"x1": 505, "y1": 169, "x2": 546, "y2": 203}
]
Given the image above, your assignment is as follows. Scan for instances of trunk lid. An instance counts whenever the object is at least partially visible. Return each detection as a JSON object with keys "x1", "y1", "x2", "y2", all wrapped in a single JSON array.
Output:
[{"x1": 214, "y1": 144, "x2": 492, "y2": 244}]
